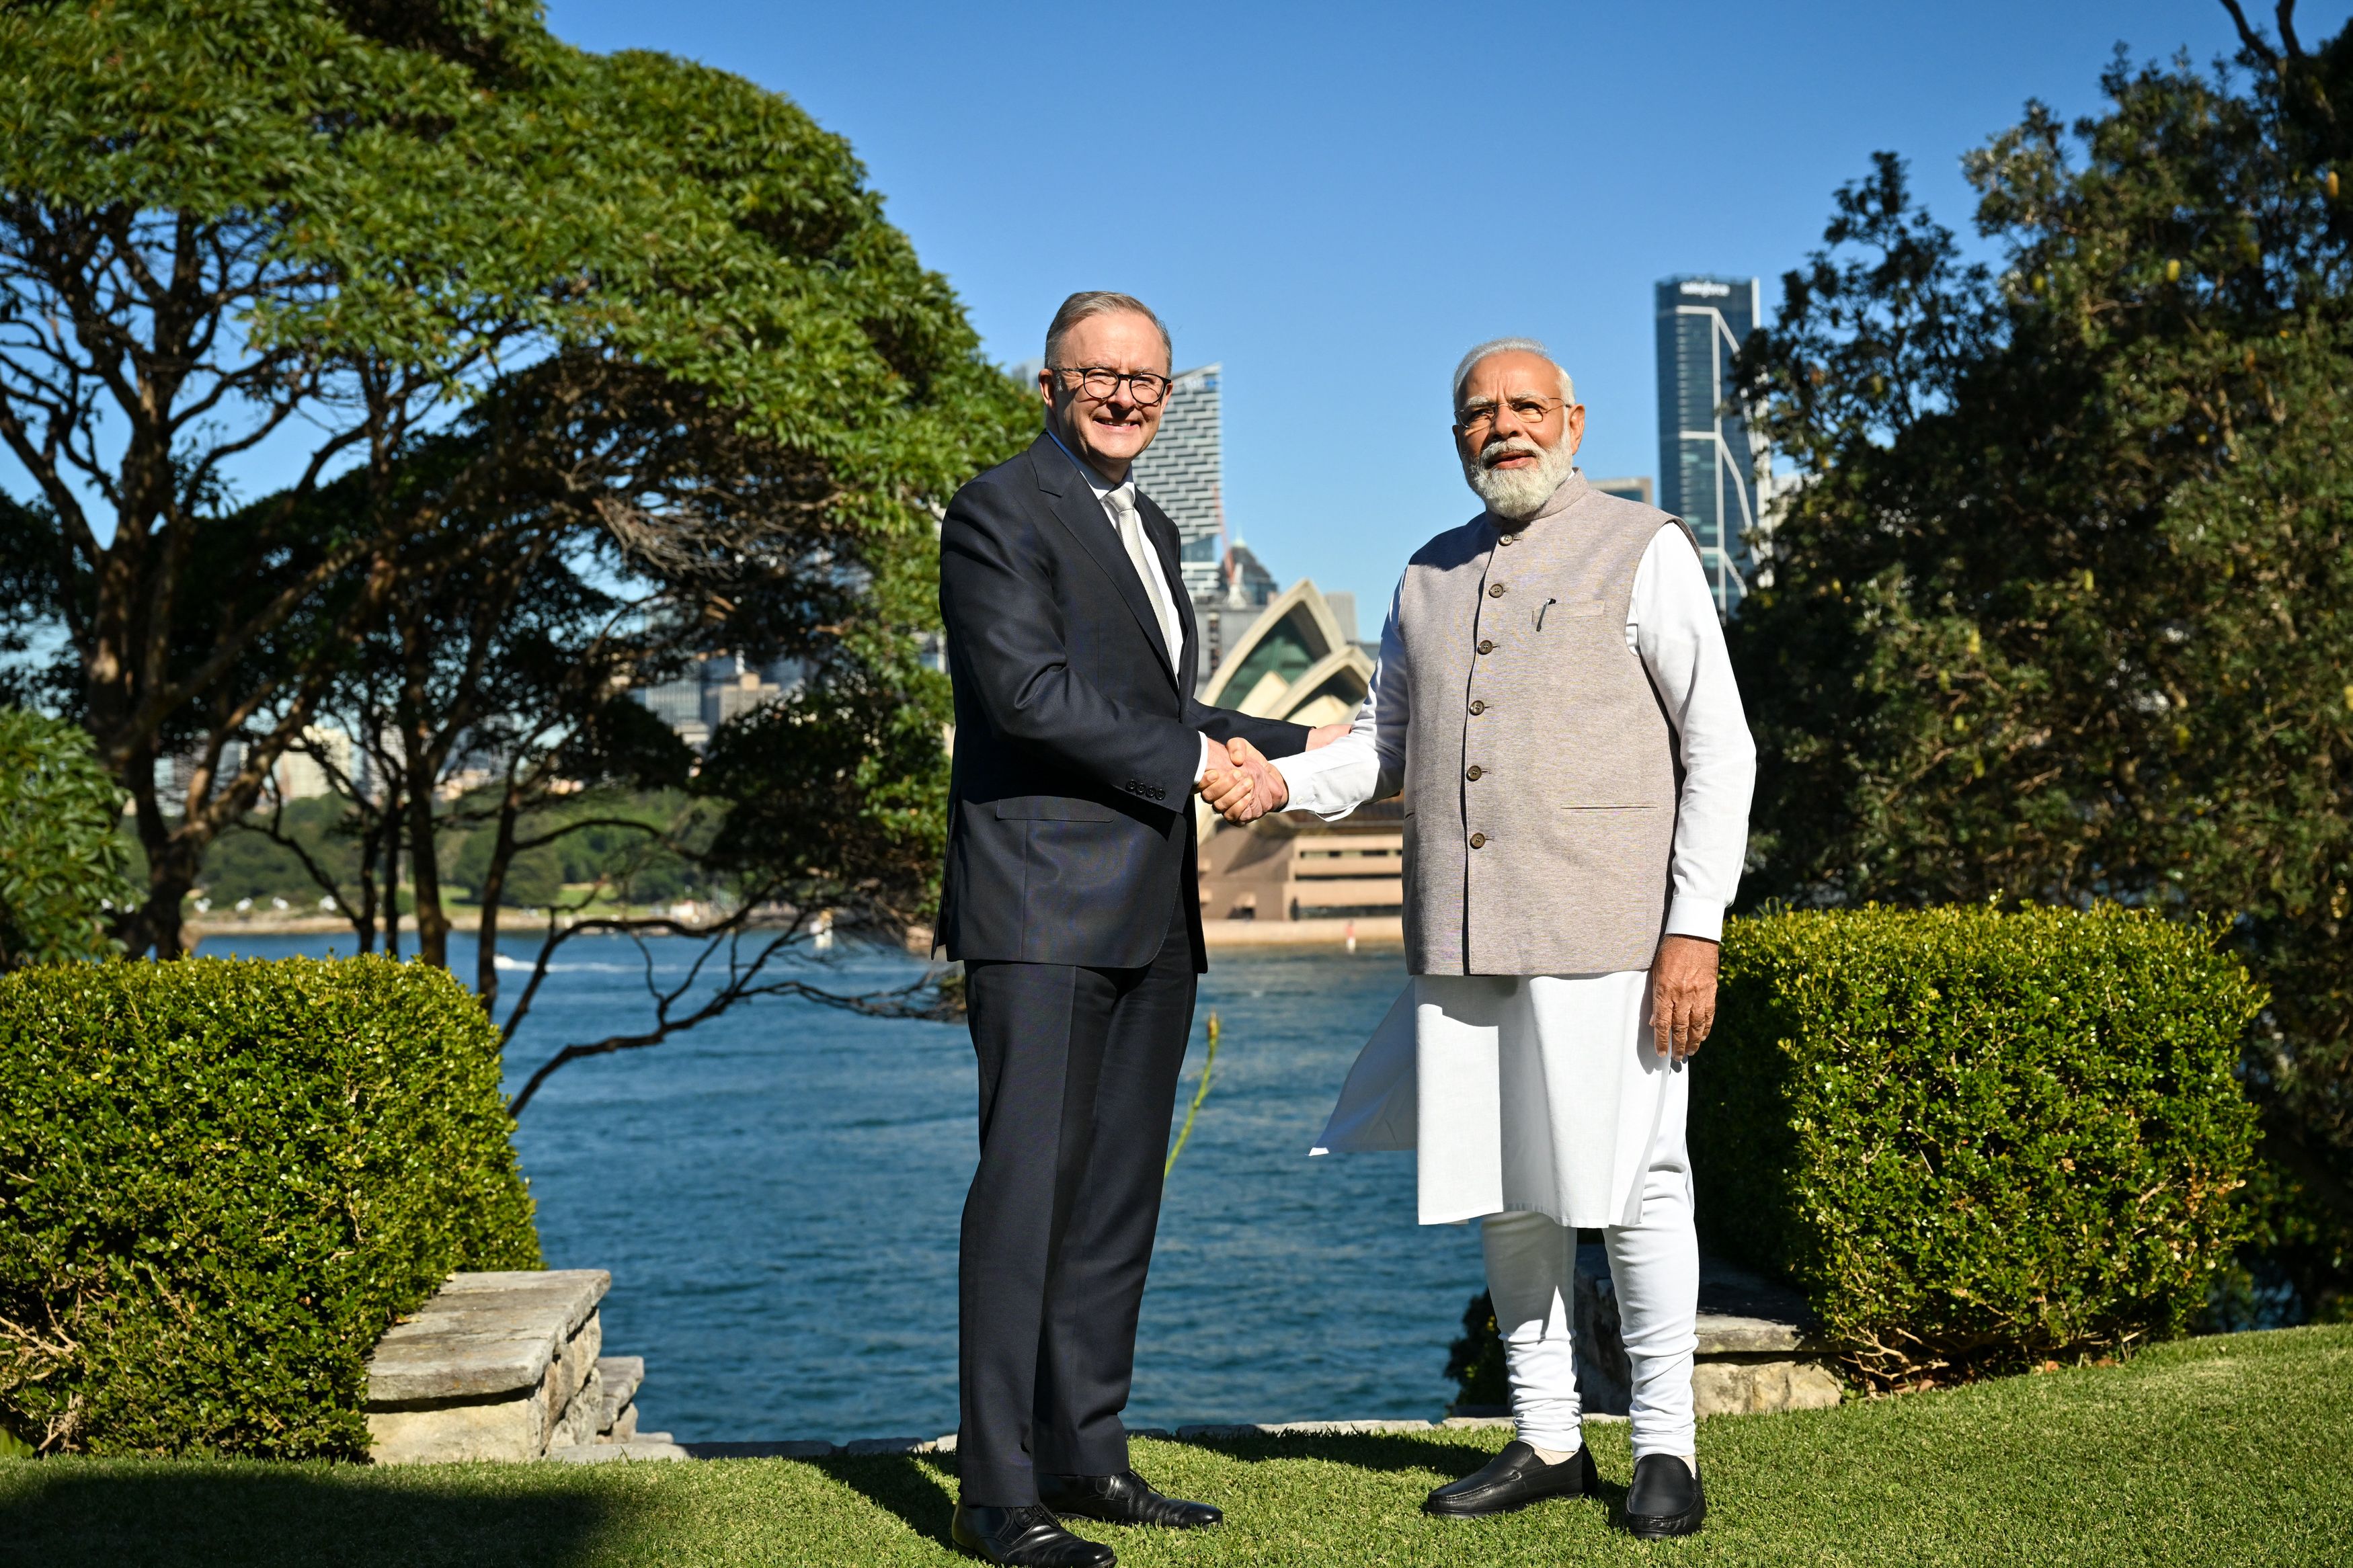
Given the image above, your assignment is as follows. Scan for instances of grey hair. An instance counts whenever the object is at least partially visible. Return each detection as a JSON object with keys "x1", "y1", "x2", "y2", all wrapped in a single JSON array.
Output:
[
  {"x1": 1451, "y1": 337, "x2": 1575, "y2": 412},
  {"x1": 1045, "y1": 291, "x2": 1173, "y2": 369}
]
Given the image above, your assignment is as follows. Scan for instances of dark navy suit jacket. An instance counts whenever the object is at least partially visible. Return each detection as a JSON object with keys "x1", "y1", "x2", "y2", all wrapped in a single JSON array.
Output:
[{"x1": 937, "y1": 434, "x2": 1310, "y2": 971}]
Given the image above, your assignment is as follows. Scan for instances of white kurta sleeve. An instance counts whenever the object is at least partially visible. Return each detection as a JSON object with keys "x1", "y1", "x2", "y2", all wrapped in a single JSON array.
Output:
[
  {"x1": 1271, "y1": 577, "x2": 1406, "y2": 819},
  {"x1": 1629, "y1": 524, "x2": 1756, "y2": 942}
]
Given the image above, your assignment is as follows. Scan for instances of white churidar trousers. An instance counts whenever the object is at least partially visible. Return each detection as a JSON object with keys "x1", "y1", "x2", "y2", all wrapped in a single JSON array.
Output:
[
  {"x1": 1314, "y1": 971, "x2": 1700, "y2": 1457},
  {"x1": 1482, "y1": 1167, "x2": 1699, "y2": 1459}
]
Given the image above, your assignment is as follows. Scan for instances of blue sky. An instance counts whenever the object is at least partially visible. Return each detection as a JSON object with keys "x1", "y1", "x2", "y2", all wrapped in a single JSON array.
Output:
[{"x1": 545, "y1": 0, "x2": 2351, "y2": 622}]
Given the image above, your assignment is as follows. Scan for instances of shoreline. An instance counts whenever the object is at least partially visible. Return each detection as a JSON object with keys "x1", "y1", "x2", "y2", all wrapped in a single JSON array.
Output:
[{"x1": 188, "y1": 913, "x2": 1404, "y2": 952}]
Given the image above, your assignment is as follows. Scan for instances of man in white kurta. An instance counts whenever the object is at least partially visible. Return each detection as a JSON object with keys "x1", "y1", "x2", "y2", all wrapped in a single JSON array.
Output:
[{"x1": 1219, "y1": 337, "x2": 1753, "y2": 1539}]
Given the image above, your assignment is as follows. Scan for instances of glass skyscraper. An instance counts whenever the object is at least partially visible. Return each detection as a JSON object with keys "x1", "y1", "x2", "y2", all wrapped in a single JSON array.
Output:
[
  {"x1": 1655, "y1": 276, "x2": 1762, "y2": 615},
  {"x1": 1131, "y1": 364, "x2": 1226, "y2": 602}
]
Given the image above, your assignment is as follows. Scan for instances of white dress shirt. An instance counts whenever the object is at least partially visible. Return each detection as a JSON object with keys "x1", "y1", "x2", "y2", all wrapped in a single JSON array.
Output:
[
  {"x1": 1046, "y1": 430, "x2": 1222, "y2": 784},
  {"x1": 1274, "y1": 520, "x2": 1755, "y2": 942}
]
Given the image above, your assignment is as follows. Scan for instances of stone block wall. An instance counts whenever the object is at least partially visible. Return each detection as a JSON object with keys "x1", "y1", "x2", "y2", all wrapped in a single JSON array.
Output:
[{"x1": 364, "y1": 1270, "x2": 655, "y2": 1463}]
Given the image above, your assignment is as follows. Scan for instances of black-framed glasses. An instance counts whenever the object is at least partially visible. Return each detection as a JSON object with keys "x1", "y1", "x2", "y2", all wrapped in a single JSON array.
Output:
[
  {"x1": 1051, "y1": 365, "x2": 1172, "y2": 407},
  {"x1": 1457, "y1": 395, "x2": 1566, "y2": 434}
]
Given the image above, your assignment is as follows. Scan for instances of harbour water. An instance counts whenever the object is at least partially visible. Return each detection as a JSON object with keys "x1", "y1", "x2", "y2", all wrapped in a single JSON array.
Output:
[{"x1": 200, "y1": 932, "x2": 1483, "y2": 1442}]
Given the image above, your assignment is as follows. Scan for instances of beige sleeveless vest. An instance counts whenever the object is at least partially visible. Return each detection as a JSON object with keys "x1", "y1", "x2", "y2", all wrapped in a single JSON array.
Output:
[{"x1": 1396, "y1": 473, "x2": 1700, "y2": 975}]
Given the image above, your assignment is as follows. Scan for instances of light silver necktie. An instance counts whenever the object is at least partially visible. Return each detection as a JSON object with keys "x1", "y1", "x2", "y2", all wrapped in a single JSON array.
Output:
[{"x1": 1107, "y1": 483, "x2": 1179, "y2": 664}]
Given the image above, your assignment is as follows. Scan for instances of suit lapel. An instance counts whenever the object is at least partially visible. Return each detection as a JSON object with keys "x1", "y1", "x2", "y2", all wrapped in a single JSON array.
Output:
[{"x1": 1027, "y1": 436, "x2": 1179, "y2": 688}]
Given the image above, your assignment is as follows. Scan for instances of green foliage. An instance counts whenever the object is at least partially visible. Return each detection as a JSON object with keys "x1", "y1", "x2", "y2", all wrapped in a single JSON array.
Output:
[
  {"x1": 0, "y1": 956, "x2": 539, "y2": 1456},
  {"x1": 1732, "y1": 21, "x2": 2353, "y2": 1319},
  {"x1": 1693, "y1": 906, "x2": 2263, "y2": 1387},
  {"x1": 0, "y1": 708, "x2": 130, "y2": 969},
  {"x1": 1443, "y1": 1290, "x2": 1507, "y2": 1409},
  {"x1": 0, "y1": 0, "x2": 1033, "y2": 954}
]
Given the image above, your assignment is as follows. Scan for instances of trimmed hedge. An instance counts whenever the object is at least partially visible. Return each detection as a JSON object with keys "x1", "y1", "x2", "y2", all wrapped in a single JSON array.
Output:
[
  {"x1": 0, "y1": 958, "x2": 539, "y2": 1456},
  {"x1": 1694, "y1": 905, "x2": 2262, "y2": 1388}
]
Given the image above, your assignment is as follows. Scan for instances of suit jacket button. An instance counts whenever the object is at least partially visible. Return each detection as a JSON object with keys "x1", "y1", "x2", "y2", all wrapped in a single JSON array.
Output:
[
  {"x1": 1488, "y1": 582, "x2": 1507, "y2": 597},
  {"x1": 1469, "y1": 700, "x2": 1486, "y2": 715},
  {"x1": 1470, "y1": 831, "x2": 1487, "y2": 848},
  {"x1": 1466, "y1": 765, "x2": 1483, "y2": 781},
  {"x1": 1478, "y1": 639, "x2": 1494, "y2": 655}
]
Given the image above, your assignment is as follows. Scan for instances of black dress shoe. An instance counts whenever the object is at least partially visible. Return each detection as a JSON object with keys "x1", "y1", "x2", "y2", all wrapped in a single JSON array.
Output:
[
  {"x1": 1038, "y1": 1469, "x2": 1222, "y2": 1529},
  {"x1": 950, "y1": 1503, "x2": 1116, "y2": 1566},
  {"x1": 1623, "y1": 1453, "x2": 1707, "y2": 1538},
  {"x1": 1423, "y1": 1440, "x2": 1598, "y2": 1518}
]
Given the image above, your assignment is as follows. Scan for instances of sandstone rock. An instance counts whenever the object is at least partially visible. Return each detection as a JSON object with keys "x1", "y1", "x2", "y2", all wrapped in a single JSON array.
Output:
[
  {"x1": 365, "y1": 1271, "x2": 608, "y2": 1402},
  {"x1": 1572, "y1": 1246, "x2": 1845, "y2": 1419},
  {"x1": 544, "y1": 1438, "x2": 690, "y2": 1463},
  {"x1": 364, "y1": 1270, "x2": 616, "y2": 1464},
  {"x1": 595, "y1": 1356, "x2": 644, "y2": 1433}
]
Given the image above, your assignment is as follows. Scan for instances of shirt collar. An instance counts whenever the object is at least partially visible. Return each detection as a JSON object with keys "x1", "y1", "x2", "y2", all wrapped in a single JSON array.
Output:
[{"x1": 1045, "y1": 426, "x2": 1128, "y2": 500}]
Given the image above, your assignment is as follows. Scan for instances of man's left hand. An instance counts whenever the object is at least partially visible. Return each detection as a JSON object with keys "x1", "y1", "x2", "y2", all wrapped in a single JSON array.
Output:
[
  {"x1": 1306, "y1": 721, "x2": 1352, "y2": 749},
  {"x1": 1650, "y1": 935, "x2": 1720, "y2": 1065}
]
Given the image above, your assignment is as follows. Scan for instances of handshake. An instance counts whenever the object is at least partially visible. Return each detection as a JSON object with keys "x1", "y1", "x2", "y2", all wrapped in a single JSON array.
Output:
[
  {"x1": 1198, "y1": 723, "x2": 1352, "y2": 825},
  {"x1": 1199, "y1": 737, "x2": 1287, "y2": 824}
]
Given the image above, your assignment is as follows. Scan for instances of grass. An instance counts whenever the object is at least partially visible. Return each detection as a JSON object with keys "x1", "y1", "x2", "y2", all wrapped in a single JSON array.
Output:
[{"x1": 3, "y1": 1326, "x2": 2348, "y2": 1567}]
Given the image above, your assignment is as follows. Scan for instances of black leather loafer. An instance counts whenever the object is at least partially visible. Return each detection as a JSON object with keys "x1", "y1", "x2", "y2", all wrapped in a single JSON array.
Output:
[
  {"x1": 1623, "y1": 1453, "x2": 1707, "y2": 1538},
  {"x1": 950, "y1": 1503, "x2": 1117, "y2": 1566},
  {"x1": 1423, "y1": 1439, "x2": 1598, "y2": 1518},
  {"x1": 1038, "y1": 1469, "x2": 1222, "y2": 1529}
]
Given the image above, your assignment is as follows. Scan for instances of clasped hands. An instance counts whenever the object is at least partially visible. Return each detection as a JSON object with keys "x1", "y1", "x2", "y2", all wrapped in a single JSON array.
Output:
[
  {"x1": 1199, "y1": 722, "x2": 1351, "y2": 823},
  {"x1": 1199, "y1": 737, "x2": 1287, "y2": 823}
]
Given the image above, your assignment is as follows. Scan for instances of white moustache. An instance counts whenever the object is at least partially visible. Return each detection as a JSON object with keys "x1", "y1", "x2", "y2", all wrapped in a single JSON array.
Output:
[{"x1": 1480, "y1": 438, "x2": 1544, "y2": 466}]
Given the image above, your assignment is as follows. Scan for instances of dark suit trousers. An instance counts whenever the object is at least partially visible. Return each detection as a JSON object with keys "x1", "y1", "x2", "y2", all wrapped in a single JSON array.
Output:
[{"x1": 957, "y1": 897, "x2": 1195, "y2": 1507}]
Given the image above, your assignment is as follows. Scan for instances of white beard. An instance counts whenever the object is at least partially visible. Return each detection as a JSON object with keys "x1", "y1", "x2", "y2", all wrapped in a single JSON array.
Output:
[{"x1": 1462, "y1": 436, "x2": 1576, "y2": 521}]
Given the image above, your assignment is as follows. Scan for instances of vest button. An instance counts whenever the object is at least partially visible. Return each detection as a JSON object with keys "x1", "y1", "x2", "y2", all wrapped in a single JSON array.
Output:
[
  {"x1": 1470, "y1": 832, "x2": 1487, "y2": 848},
  {"x1": 1466, "y1": 765, "x2": 1483, "y2": 781},
  {"x1": 1488, "y1": 582, "x2": 1506, "y2": 597},
  {"x1": 1468, "y1": 700, "x2": 1486, "y2": 715},
  {"x1": 1499, "y1": 532, "x2": 1517, "y2": 546},
  {"x1": 1477, "y1": 639, "x2": 1494, "y2": 655}
]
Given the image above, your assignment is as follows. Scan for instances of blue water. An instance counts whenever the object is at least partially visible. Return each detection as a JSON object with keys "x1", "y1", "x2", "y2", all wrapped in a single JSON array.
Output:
[{"x1": 198, "y1": 932, "x2": 1482, "y2": 1442}]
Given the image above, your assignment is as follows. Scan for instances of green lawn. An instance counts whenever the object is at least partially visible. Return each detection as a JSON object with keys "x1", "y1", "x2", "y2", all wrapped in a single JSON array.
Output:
[{"x1": 4, "y1": 1326, "x2": 2348, "y2": 1567}]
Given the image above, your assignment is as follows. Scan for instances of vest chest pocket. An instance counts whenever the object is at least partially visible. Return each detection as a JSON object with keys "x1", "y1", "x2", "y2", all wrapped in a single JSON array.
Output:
[{"x1": 1532, "y1": 595, "x2": 1609, "y2": 631}]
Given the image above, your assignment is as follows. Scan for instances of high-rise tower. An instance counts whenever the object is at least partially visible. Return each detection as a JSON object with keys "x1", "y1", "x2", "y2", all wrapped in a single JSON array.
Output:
[
  {"x1": 1131, "y1": 364, "x2": 1226, "y2": 601},
  {"x1": 1655, "y1": 276, "x2": 1762, "y2": 615}
]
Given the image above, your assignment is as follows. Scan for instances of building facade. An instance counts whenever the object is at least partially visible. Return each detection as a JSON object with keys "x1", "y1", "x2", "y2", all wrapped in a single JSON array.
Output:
[
  {"x1": 631, "y1": 653, "x2": 800, "y2": 749},
  {"x1": 1655, "y1": 275, "x2": 1764, "y2": 615},
  {"x1": 1131, "y1": 363, "x2": 1226, "y2": 602}
]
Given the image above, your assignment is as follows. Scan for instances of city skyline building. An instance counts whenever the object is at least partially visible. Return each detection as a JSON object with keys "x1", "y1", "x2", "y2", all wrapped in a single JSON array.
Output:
[
  {"x1": 1129, "y1": 363, "x2": 1226, "y2": 602},
  {"x1": 1655, "y1": 275, "x2": 1765, "y2": 615},
  {"x1": 631, "y1": 652, "x2": 800, "y2": 750}
]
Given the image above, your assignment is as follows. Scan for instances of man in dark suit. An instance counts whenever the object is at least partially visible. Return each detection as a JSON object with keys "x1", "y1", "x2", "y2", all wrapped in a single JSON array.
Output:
[{"x1": 937, "y1": 292, "x2": 1310, "y2": 1567}]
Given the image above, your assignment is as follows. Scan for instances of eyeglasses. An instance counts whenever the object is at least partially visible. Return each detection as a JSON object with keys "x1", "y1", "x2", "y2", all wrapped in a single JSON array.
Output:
[
  {"x1": 1051, "y1": 366, "x2": 1173, "y2": 407},
  {"x1": 1456, "y1": 395, "x2": 1566, "y2": 434}
]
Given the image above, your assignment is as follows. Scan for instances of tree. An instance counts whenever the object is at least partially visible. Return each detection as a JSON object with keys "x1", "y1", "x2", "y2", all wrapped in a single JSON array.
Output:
[
  {"x1": 0, "y1": 1, "x2": 1029, "y2": 956},
  {"x1": 224, "y1": 343, "x2": 973, "y2": 1064},
  {"x1": 1729, "y1": 2, "x2": 2353, "y2": 1316}
]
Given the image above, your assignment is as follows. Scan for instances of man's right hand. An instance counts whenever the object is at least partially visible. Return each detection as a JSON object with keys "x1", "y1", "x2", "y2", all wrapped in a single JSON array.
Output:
[
  {"x1": 1200, "y1": 760, "x2": 1254, "y2": 819},
  {"x1": 1203, "y1": 737, "x2": 1287, "y2": 824}
]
